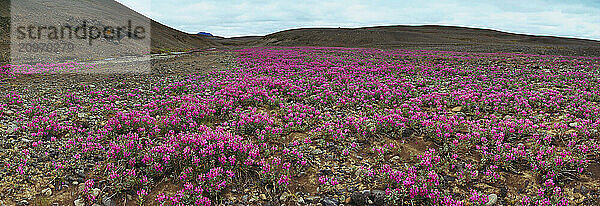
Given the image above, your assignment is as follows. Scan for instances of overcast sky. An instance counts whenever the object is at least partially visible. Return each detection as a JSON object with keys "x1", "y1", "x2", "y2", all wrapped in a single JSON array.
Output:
[{"x1": 116, "y1": 0, "x2": 600, "y2": 40}]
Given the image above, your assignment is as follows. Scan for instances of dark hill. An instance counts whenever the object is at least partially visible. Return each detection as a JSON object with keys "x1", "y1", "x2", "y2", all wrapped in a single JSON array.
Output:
[
  {"x1": 0, "y1": 0, "x2": 220, "y2": 64},
  {"x1": 251, "y1": 25, "x2": 600, "y2": 56}
]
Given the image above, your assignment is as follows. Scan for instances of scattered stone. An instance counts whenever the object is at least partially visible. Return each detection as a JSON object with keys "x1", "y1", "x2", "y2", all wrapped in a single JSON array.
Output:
[
  {"x1": 371, "y1": 190, "x2": 387, "y2": 205},
  {"x1": 452, "y1": 106, "x2": 462, "y2": 112},
  {"x1": 569, "y1": 122, "x2": 579, "y2": 128},
  {"x1": 42, "y1": 188, "x2": 52, "y2": 196},
  {"x1": 259, "y1": 193, "x2": 267, "y2": 200},
  {"x1": 305, "y1": 196, "x2": 319, "y2": 203},
  {"x1": 76, "y1": 169, "x2": 85, "y2": 178},
  {"x1": 345, "y1": 197, "x2": 352, "y2": 204},
  {"x1": 580, "y1": 186, "x2": 588, "y2": 195},
  {"x1": 321, "y1": 197, "x2": 339, "y2": 206},
  {"x1": 18, "y1": 200, "x2": 28, "y2": 206},
  {"x1": 78, "y1": 183, "x2": 85, "y2": 193},
  {"x1": 3, "y1": 110, "x2": 14, "y2": 116},
  {"x1": 7, "y1": 126, "x2": 17, "y2": 134},
  {"x1": 92, "y1": 188, "x2": 102, "y2": 197},
  {"x1": 350, "y1": 190, "x2": 370, "y2": 205},
  {"x1": 280, "y1": 192, "x2": 289, "y2": 202},
  {"x1": 21, "y1": 138, "x2": 32, "y2": 143},
  {"x1": 320, "y1": 169, "x2": 333, "y2": 175},
  {"x1": 485, "y1": 194, "x2": 498, "y2": 206},
  {"x1": 443, "y1": 175, "x2": 456, "y2": 182},
  {"x1": 312, "y1": 148, "x2": 324, "y2": 155},
  {"x1": 350, "y1": 190, "x2": 386, "y2": 205},
  {"x1": 74, "y1": 199, "x2": 85, "y2": 206},
  {"x1": 297, "y1": 197, "x2": 305, "y2": 205},
  {"x1": 391, "y1": 156, "x2": 400, "y2": 161},
  {"x1": 102, "y1": 196, "x2": 116, "y2": 206},
  {"x1": 249, "y1": 197, "x2": 257, "y2": 202}
]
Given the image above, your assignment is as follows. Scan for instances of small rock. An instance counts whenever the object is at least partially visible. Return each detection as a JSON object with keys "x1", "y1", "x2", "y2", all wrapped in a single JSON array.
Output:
[
  {"x1": 371, "y1": 190, "x2": 386, "y2": 205},
  {"x1": 280, "y1": 192, "x2": 289, "y2": 202},
  {"x1": 372, "y1": 190, "x2": 385, "y2": 196},
  {"x1": 345, "y1": 197, "x2": 352, "y2": 204},
  {"x1": 102, "y1": 196, "x2": 116, "y2": 206},
  {"x1": 569, "y1": 122, "x2": 579, "y2": 128},
  {"x1": 297, "y1": 197, "x2": 305, "y2": 205},
  {"x1": 249, "y1": 197, "x2": 257, "y2": 202},
  {"x1": 350, "y1": 191, "x2": 370, "y2": 205},
  {"x1": 7, "y1": 126, "x2": 17, "y2": 134},
  {"x1": 259, "y1": 194, "x2": 267, "y2": 200},
  {"x1": 21, "y1": 138, "x2": 32, "y2": 143},
  {"x1": 485, "y1": 194, "x2": 498, "y2": 206},
  {"x1": 76, "y1": 169, "x2": 85, "y2": 178},
  {"x1": 92, "y1": 188, "x2": 102, "y2": 197},
  {"x1": 312, "y1": 149, "x2": 324, "y2": 155},
  {"x1": 78, "y1": 113, "x2": 87, "y2": 118},
  {"x1": 320, "y1": 169, "x2": 333, "y2": 175},
  {"x1": 580, "y1": 186, "x2": 588, "y2": 195},
  {"x1": 3, "y1": 110, "x2": 14, "y2": 116},
  {"x1": 391, "y1": 156, "x2": 400, "y2": 161},
  {"x1": 443, "y1": 175, "x2": 456, "y2": 182},
  {"x1": 451, "y1": 106, "x2": 462, "y2": 112},
  {"x1": 42, "y1": 188, "x2": 52, "y2": 196},
  {"x1": 305, "y1": 196, "x2": 319, "y2": 203},
  {"x1": 321, "y1": 197, "x2": 339, "y2": 206},
  {"x1": 74, "y1": 199, "x2": 85, "y2": 206},
  {"x1": 78, "y1": 183, "x2": 85, "y2": 193},
  {"x1": 18, "y1": 200, "x2": 28, "y2": 206}
]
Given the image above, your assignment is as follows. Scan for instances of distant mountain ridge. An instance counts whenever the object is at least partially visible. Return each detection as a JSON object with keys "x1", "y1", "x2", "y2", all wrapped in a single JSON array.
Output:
[
  {"x1": 247, "y1": 25, "x2": 600, "y2": 57},
  {"x1": 197, "y1": 32, "x2": 213, "y2": 36}
]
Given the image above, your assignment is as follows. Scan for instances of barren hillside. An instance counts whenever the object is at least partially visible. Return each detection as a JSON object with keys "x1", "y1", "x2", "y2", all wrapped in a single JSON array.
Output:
[
  {"x1": 251, "y1": 25, "x2": 600, "y2": 56},
  {"x1": 0, "y1": 0, "x2": 219, "y2": 64}
]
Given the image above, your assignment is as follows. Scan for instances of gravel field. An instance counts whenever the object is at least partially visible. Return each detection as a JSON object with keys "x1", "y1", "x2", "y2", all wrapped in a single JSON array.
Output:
[{"x1": 1, "y1": 47, "x2": 600, "y2": 206}]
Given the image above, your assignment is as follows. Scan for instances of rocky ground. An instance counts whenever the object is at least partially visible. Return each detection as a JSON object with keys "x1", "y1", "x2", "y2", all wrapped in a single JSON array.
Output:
[
  {"x1": 1, "y1": 47, "x2": 600, "y2": 206},
  {"x1": 0, "y1": 50, "x2": 235, "y2": 206}
]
